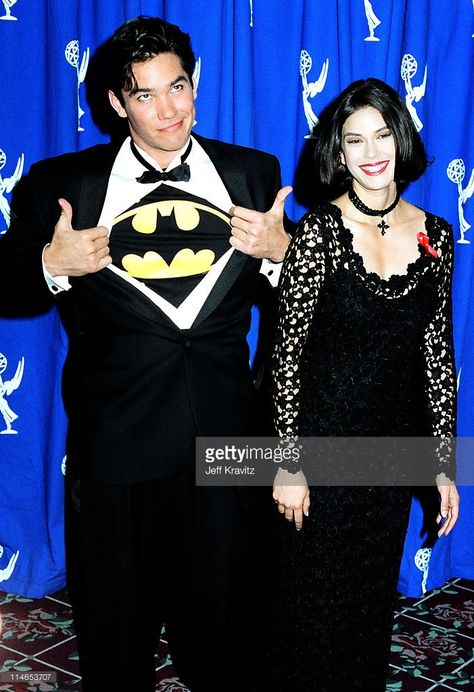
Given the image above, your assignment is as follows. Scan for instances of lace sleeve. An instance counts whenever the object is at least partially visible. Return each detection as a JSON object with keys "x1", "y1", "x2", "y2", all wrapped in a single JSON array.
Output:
[
  {"x1": 423, "y1": 218, "x2": 457, "y2": 477},
  {"x1": 272, "y1": 210, "x2": 328, "y2": 443}
]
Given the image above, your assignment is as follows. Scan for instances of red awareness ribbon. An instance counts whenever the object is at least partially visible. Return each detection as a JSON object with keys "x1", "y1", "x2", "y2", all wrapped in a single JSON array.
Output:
[{"x1": 417, "y1": 231, "x2": 439, "y2": 258}]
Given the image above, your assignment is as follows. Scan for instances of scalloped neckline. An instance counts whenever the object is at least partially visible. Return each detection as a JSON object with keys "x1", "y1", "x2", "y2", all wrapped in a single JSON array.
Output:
[{"x1": 326, "y1": 202, "x2": 430, "y2": 287}]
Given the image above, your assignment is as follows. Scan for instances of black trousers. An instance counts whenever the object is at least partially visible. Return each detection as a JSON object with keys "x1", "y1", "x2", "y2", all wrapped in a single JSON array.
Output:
[{"x1": 65, "y1": 470, "x2": 271, "y2": 692}]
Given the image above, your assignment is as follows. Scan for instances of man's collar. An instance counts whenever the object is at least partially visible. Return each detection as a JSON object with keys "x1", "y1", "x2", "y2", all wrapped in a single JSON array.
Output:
[{"x1": 131, "y1": 136, "x2": 192, "y2": 172}]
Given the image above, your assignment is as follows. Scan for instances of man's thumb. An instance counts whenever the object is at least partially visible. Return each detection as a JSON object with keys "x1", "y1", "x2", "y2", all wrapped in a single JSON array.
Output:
[
  {"x1": 57, "y1": 198, "x2": 74, "y2": 230},
  {"x1": 270, "y1": 186, "x2": 293, "y2": 214}
]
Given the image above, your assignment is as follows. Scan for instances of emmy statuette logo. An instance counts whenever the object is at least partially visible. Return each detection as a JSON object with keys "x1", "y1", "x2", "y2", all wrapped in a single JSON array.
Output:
[
  {"x1": 299, "y1": 50, "x2": 329, "y2": 139},
  {"x1": 401, "y1": 54, "x2": 427, "y2": 132},
  {"x1": 0, "y1": 0, "x2": 18, "y2": 21},
  {"x1": 363, "y1": 0, "x2": 381, "y2": 41},
  {"x1": 0, "y1": 353, "x2": 24, "y2": 434},
  {"x1": 193, "y1": 57, "x2": 201, "y2": 91},
  {"x1": 192, "y1": 57, "x2": 201, "y2": 127},
  {"x1": 414, "y1": 548, "x2": 432, "y2": 595},
  {"x1": 65, "y1": 40, "x2": 90, "y2": 132},
  {"x1": 0, "y1": 544, "x2": 20, "y2": 583},
  {"x1": 447, "y1": 158, "x2": 474, "y2": 244},
  {"x1": 0, "y1": 148, "x2": 24, "y2": 234}
]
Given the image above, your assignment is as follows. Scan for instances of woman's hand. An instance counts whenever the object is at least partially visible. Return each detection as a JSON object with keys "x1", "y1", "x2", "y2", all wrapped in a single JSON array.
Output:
[
  {"x1": 435, "y1": 473, "x2": 460, "y2": 537},
  {"x1": 273, "y1": 468, "x2": 310, "y2": 530}
]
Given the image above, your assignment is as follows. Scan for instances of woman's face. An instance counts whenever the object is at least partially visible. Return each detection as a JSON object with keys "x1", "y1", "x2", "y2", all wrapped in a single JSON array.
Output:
[{"x1": 340, "y1": 106, "x2": 396, "y2": 193}]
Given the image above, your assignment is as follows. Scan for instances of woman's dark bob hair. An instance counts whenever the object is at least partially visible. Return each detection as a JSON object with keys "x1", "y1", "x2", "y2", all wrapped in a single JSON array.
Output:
[{"x1": 313, "y1": 77, "x2": 429, "y2": 194}]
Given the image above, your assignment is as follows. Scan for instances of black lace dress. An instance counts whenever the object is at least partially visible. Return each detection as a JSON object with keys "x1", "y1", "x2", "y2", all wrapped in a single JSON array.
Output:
[{"x1": 268, "y1": 203, "x2": 457, "y2": 691}]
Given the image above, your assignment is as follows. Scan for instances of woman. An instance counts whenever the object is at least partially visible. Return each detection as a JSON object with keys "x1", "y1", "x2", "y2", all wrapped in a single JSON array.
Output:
[{"x1": 270, "y1": 79, "x2": 460, "y2": 691}]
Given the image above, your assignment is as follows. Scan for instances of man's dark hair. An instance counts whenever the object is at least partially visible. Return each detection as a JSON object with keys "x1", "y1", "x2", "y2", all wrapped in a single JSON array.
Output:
[
  {"x1": 108, "y1": 16, "x2": 196, "y2": 103},
  {"x1": 313, "y1": 77, "x2": 429, "y2": 195}
]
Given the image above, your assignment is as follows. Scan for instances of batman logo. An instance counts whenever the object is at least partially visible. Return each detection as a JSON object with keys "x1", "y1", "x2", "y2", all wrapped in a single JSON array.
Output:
[
  {"x1": 122, "y1": 248, "x2": 216, "y2": 279},
  {"x1": 114, "y1": 199, "x2": 230, "y2": 234},
  {"x1": 109, "y1": 193, "x2": 232, "y2": 307}
]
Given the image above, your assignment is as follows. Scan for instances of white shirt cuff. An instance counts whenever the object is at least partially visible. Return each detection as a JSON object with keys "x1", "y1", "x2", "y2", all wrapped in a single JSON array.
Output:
[
  {"x1": 42, "y1": 244, "x2": 71, "y2": 293},
  {"x1": 259, "y1": 258, "x2": 282, "y2": 287}
]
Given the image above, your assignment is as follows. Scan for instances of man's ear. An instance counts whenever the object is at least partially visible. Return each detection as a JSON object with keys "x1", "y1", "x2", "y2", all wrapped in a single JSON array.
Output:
[{"x1": 108, "y1": 90, "x2": 128, "y2": 119}]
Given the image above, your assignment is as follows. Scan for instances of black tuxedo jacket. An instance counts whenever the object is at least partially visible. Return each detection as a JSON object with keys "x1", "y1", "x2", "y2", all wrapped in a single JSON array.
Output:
[{"x1": 1, "y1": 135, "x2": 284, "y2": 482}]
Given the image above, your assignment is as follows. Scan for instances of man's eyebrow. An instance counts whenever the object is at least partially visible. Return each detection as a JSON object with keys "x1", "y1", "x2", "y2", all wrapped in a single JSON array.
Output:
[
  {"x1": 129, "y1": 86, "x2": 152, "y2": 96},
  {"x1": 129, "y1": 75, "x2": 189, "y2": 97},
  {"x1": 170, "y1": 75, "x2": 189, "y2": 87}
]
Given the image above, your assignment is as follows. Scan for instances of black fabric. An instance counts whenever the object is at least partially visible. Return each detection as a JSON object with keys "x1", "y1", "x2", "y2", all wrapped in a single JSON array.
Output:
[
  {"x1": 268, "y1": 203, "x2": 457, "y2": 691},
  {"x1": 265, "y1": 486, "x2": 411, "y2": 692},
  {"x1": 67, "y1": 475, "x2": 270, "y2": 692},
  {"x1": 135, "y1": 163, "x2": 190, "y2": 183}
]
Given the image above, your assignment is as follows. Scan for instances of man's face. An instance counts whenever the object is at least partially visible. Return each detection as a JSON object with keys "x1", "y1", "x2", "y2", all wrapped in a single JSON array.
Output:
[{"x1": 109, "y1": 52, "x2": 196, "y2": 169}]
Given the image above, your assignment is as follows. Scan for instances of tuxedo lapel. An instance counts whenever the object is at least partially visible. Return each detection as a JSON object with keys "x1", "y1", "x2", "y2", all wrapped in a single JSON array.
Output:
[
  {"x1": 69, "y1": 142, "x2": 181, "y2": 330},
  {"x1": 193, "y1": 134, "x2": 255, "y2": 209},
  {"x1": 190, "y1": 134, "x2": 257, "y2": 329},
  {"x1": 192, "y1": 251, "x2": 256, "y2": 329},
  {"x1": 74, "y1": 144, "x2": 119, "y2": 229}
]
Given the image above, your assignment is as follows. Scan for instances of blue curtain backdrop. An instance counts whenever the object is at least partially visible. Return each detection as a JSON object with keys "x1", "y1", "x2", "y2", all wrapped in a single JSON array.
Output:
[{"x1": 0, "y1": 0, "x2": 473, "y2": 598}]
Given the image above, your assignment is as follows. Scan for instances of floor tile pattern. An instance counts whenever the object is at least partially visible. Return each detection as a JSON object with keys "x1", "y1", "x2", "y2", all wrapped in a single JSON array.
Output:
[{"x1": 1, "y1": 579, "x2": 473, "y2": 691}]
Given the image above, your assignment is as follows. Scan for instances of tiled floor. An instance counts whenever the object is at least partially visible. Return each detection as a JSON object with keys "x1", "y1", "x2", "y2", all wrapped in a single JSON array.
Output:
[
  {"x1": 387, "y1": 579, "x2": 474, "y2": 691},
  {"x1": 0, "y1": 579, "x2": 473, "y2": 691}
]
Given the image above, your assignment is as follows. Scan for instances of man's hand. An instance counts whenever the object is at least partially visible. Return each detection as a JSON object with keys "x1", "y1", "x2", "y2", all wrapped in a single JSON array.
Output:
[
  {"x1": 273, "y1": 467, "x2": 310, "y2": 531},
  {"x1": 43, "y1": 198, "x2": 112, "y2": 277},
  {"x1": 229, "y1": 186, "x2": 292, "y2": 262},
  {"x1": 436, "y1": 473, "x2": 460, "y2": 537}
]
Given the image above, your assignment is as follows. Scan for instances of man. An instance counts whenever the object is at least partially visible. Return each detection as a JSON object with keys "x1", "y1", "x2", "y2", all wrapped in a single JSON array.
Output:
[{"x1": 0, "y1": 16, "x2": 291, "y2": 692}]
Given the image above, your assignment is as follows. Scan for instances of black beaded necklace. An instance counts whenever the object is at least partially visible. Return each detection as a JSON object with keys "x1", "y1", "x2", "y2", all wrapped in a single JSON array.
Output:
[{"x1": 348, "y1": 187, "x2": 400, "y2": 235}]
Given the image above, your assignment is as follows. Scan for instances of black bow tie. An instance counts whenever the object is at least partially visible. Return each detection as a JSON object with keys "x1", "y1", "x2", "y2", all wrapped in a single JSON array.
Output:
[
  {"x1": 130, "y1": 140, "x2": 192, "y2": 184},
  {"x1": 136, "y1": 164, "x2": 190, "y2": 184}
]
